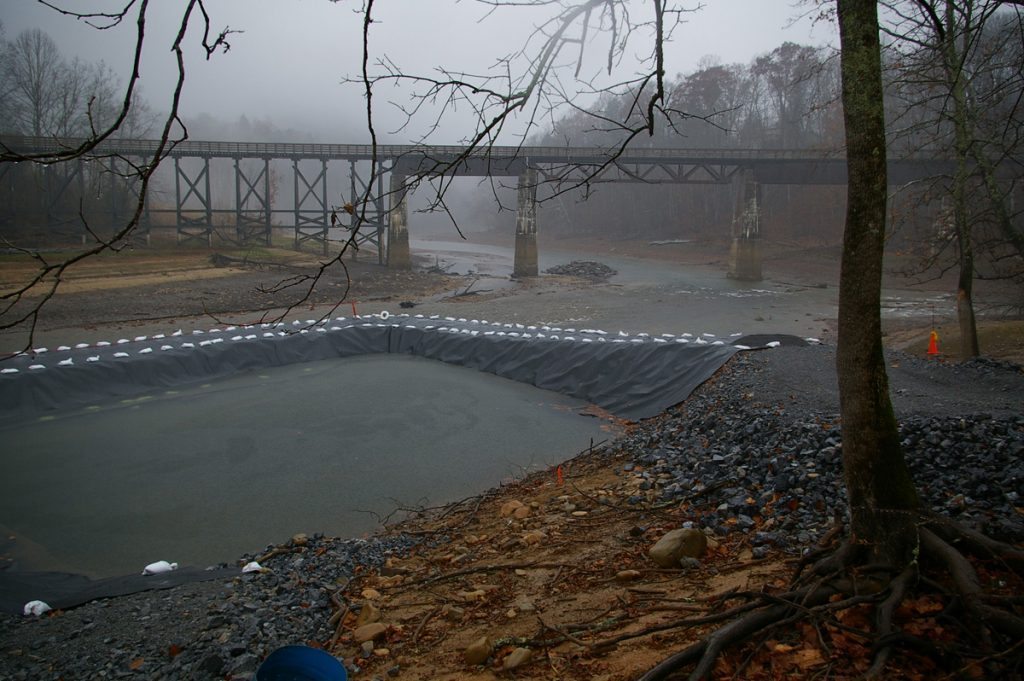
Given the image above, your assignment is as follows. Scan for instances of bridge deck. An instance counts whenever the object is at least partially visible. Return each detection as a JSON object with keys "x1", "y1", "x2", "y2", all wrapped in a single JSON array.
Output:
[
  {"x1": 2, "y1": 135, "x2": 848, "y2": 164},
  {"x1": 2, "y1": 135, "x2": 968, "y2": 186}
]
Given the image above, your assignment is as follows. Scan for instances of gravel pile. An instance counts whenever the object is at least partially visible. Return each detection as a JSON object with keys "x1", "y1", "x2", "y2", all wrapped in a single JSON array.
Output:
[
  {"x1": 617, "y1": 347, "x2": 1024, "y2": 556},
  {"x1": 0, "y1": 534, "x2": 418, "y2": 680},
  {"x1": 544, "y1": 260, "x2": 617, "y2": 280}
]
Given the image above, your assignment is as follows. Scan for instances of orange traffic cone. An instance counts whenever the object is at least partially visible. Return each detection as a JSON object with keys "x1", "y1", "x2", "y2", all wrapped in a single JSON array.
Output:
[{"x1": 927, "y1": 329, "x2": 940, "y2": 357}]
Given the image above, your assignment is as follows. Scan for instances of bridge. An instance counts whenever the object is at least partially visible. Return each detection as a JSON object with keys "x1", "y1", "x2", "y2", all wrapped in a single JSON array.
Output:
[{"x1": 0, "y1": 136, "x2": 962, "y2": 280}]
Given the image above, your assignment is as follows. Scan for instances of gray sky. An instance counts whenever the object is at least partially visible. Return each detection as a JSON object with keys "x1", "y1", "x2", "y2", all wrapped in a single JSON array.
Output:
[{"x1": 2, "y1": 1, "x2": 836, "y2": 142}]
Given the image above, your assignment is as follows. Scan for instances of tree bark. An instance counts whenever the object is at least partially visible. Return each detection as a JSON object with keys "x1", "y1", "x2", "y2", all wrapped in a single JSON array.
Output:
[{"x1": 835, "y1": 0, "x2": 921, "y2": 566}]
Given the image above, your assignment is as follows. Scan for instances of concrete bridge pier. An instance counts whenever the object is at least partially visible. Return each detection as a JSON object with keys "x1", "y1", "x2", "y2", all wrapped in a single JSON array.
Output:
[
  {"x1": 728, "y1": 168, "x2": 762, "y2": 281},
  {"x1": 387, "y1": 171, "x2": 411, "y2": 269},
  {"x1": 513, "y1": 167, "x2": 539, "y2": 278}
]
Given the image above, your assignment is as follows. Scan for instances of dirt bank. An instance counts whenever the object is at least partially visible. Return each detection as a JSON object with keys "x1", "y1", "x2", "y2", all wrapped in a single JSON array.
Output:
[{"x1": 0, "y1": 246, "x2": 458, "y2": 354}]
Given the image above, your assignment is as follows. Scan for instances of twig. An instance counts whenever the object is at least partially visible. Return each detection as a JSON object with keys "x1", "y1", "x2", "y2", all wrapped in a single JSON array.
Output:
[
  {"x1": 412, "y1": 606, "x2": 441, "y2": 644},
  {"x1": 399, "y1": 561, "x2": 573, "y2": 589},
  {"x1": 255, "y1": 546, "x2": 303, "y2": 564}
]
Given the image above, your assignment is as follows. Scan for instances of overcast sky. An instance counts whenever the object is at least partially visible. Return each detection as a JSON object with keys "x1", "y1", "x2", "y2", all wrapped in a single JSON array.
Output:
[{"x1": 2, "y1": 1, "x2": 836, "y2": 143}]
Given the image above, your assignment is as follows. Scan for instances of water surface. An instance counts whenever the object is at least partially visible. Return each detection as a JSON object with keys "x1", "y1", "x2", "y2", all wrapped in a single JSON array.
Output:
[{"x1": 0, "y1": 355, "x2": 607, "y2": 577}]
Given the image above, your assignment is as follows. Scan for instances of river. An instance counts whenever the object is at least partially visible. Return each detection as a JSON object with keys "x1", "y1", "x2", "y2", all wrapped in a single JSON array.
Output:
[{"x1": 408, "y1": 237, "x2": 952, "y2": 340}]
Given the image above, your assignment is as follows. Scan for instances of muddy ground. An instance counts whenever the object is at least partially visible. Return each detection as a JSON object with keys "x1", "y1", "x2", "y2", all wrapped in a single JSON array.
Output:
[
  {"x1": 2, "y1": 233, "x2": 1020, "y2": 362},
  {"x1": 0, "y1": 246, "x2": 459, "y2": 353}
]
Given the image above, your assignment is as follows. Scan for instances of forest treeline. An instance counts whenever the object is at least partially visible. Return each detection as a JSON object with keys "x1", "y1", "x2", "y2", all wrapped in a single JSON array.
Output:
[
  {"x1": 525, "y1": 8, "x2": 1022, "y2": 269},
  {"x1": 0, "y1": 24, "x2": 156, "y2": 237},
  {"x1": 522, "y1": 42, "x2": 846, "y2": 245}
]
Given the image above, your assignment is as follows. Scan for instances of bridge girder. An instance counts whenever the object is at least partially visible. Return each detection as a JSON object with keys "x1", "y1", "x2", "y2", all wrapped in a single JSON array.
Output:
[
  {"x1": 174, "y1": 156, "x2": 213, "y2": 246},
  {"x1": 234, "y1": 157, "x2": 272, "y2": 246}
]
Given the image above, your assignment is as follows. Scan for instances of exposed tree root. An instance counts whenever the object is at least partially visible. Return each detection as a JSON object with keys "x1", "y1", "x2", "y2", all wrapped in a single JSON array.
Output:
[
  {"x1": 637, "y1": 516, "x2": 1023, "y2": 680},
  {"x1": 865, "y1": 564, "x2": 915, "y2": 678}
]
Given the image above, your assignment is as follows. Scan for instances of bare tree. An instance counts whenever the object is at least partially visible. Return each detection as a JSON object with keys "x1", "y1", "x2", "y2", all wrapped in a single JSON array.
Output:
[
  {"x1": 84, "y1": 60, "x2": 156, "y2": 139},
  {"x1": 834, "y1": 0, "x2": 920, "y2": 570},
  {"x1": 883, "y1": 0, "x2": 1024, "y2": 358},
  {"x1": 1, "y1": 29, "x2": 142, "y2": 138},
  {"x1": 3, "y1": 28, "x2": 71, "y2": 136},
  {"x1": 0, "y1": 0, "x2": 237, "y2": 349}
]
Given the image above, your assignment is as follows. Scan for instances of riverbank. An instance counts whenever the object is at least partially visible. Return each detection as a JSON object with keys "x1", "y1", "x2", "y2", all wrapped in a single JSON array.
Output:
[
  {"x1": 3, "y1": 236, "x2": 1020, "y2": 362},
  {"x1": 422, "y1": 229, "x2": 1024, "y2": 364}
]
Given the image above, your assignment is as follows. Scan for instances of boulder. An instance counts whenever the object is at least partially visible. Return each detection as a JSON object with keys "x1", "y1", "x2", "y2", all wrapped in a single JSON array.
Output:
[
  {"x1": 355, "y1": 602, "x2": 381, "y2": 627},
  {"x1": 353, "y1": 622, "x2": 388, "y2": 643},
  {"x1": 500, "y1": 500, "x2": 525, "y2": 517},
  {"x1": 464, "y1": 636, "x2": 492, "y2": 665},
  {"x1": 503, "y1": 647, "x2": 533, "y2": 670},
  {"x1": 648, "y1": 528, "x2": 708, "y2": 568}
]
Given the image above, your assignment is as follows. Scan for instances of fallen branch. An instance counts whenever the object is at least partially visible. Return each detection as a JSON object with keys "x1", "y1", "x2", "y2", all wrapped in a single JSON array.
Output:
[
  {"x1": 254, "y1": 545, "x2": 304, "y2": 564},
  {"x1": 397, "y1": 561, "x2": 575, "y2": 589},
  {"x1": 412, "y1": 606, "x2": 441, "y2": 644},
  {"x1": 210, "y1": 252, "x2": 306, "y2": 271}
]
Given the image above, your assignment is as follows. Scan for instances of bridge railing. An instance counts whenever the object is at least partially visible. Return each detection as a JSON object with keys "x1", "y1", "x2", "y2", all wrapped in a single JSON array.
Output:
[{"x1": 2, "y1": 134, "x2": 852, "y2": 164}]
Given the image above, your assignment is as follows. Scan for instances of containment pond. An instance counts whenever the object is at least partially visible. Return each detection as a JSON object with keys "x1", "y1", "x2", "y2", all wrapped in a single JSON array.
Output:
[{"x1": 0, "y1": 354, "x2": 609, "y2": 578}]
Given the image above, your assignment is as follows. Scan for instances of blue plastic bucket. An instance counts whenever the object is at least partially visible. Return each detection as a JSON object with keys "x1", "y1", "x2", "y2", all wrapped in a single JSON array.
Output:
[{"x1": 255, "y1": 645, "x2": 347, "y2": 681}]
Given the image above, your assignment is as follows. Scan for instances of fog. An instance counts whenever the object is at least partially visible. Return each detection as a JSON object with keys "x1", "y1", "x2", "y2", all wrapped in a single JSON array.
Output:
[
  {"x1": 2, "y1": 1, "x2": 834, "y2": 143},
  {"x1": 1, "y1": 2, "x2": 838, "y2": 236}
]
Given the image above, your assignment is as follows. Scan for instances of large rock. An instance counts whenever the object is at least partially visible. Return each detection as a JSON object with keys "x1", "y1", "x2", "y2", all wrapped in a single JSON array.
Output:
[
  {"x1": 648, "y1": 528, "x2": 708, "y2": 568},
  {"x1": 464, "y1": 636, "x2": 492, "y2": 665},
  {"x1": 503, "y1": 647, "x2": 533, "y2": 670},
  {"x1": 500, "y1": 500, "x2": 524, "y2": 517},
  {"x1": 353, "y1": 622, "x2": 389, "y2": 643},
  {"x1": 355, "y1": 602, "x2": 381, "y2": 627}
]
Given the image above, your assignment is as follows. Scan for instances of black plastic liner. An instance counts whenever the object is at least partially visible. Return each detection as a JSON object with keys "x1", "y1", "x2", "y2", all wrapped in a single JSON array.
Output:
[
  {"x1": 0, "y1": 567, "x2": 238, "y2": 615},
  {"x1": 0, "y1": 315, "x2": 805, "y2": 613},
  {"x1": 0, "y1": 315, "x2": 755, "y2": 424}
]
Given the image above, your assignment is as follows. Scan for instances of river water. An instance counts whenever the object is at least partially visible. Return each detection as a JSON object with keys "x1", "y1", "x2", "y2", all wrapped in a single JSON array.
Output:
[{"x1": 409, "y1": 237, "x2": 953, "y2": 340}]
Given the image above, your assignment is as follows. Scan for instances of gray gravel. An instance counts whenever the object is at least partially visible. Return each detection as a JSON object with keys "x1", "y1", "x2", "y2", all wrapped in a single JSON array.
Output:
[
  {"x1": 618, "y1": 345, "x2": 1024, "y2": 554},
  {"x1": 1, "y1": 343, "x2": 1021, "y2": 679},
  {"x1": 543, "y1": 260, "x2": 618, "y2": 280},
  {"x1": 0, "y1": 534, "x2": 418, "y2": 680}
]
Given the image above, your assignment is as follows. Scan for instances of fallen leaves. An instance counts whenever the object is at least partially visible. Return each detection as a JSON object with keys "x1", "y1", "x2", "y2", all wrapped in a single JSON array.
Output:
[{"x1": 319, "y1": 448, "x2": 801, "y2": 680}]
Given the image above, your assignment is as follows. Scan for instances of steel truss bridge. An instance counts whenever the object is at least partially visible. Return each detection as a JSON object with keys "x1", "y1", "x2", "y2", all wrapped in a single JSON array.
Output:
[{"x1": 1, "y1": 135, "x2": 962, "y2": 274}]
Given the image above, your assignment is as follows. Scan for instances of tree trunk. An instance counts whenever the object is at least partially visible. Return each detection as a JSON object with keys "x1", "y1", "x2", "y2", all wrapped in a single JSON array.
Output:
[
  {"x1": 945, "y1": 0, "x2": 981, "y2": 359},
  {"x1": 835, "y1": 0, "x2": 921, "y2": 566}
]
